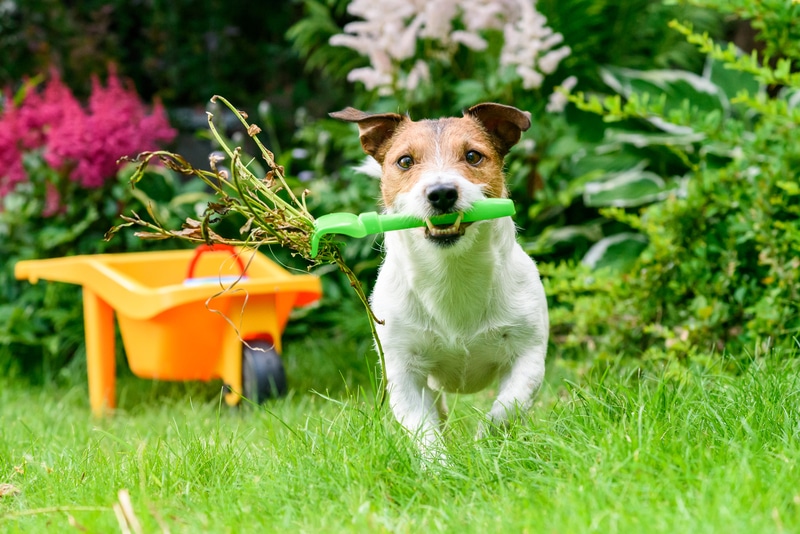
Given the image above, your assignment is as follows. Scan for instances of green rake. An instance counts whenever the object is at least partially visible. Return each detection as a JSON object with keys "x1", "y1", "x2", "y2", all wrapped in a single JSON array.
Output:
[{"x1": 310, "y1": 198, "x2": 516, "y2": 257}]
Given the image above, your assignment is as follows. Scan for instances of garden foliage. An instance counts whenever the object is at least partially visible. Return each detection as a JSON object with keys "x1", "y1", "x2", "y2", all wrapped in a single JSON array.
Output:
[
  {"x1": 550, "y1": 5, "x2": 800, "y2": 360},
  {"x1": 1, "y1": 0, "x2": 797, "y2": 376},
  {"x1": 288, "y1": 0, "x2": 724, "y2": 267},
  {"x1": 0, "y1": 0, "x2": 346, "y2": 151}
]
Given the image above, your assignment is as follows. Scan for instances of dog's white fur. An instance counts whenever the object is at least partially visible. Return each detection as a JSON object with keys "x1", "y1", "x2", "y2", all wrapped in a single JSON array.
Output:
[{"x1": 331, "y1": 104, "x2": 548, "y2": 454}]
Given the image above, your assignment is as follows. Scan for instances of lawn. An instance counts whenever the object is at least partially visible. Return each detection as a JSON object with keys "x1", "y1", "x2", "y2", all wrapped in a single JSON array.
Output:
[{"x1": 2, "y1": 329, "x2": 799, "y2": 533}]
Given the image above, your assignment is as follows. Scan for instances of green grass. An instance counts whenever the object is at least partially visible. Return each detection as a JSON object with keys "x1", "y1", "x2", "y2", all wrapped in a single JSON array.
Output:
[{"x1": 2, "y1": 335, "x2": 800, "y2": 532}]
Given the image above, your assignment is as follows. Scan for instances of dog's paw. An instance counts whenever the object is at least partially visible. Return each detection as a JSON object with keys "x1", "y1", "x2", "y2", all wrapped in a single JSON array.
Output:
[
  {"x1": 419, "y1": 447, "x2": 450, "y2": 470},
  {"x1": 475, "y1": 415, "x2": 511, "y2": 441}
]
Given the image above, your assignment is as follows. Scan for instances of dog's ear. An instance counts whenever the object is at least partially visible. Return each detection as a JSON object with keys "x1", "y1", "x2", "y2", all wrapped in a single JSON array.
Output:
[
  {"x1": 329, "y1": 107, "x2": 406, "y2": 163},
  {"x1": 464, "y1": 103, "x2": 531, "y2": 156}
]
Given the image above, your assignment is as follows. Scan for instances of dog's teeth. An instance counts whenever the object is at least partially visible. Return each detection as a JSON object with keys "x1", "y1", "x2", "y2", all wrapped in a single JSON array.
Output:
[
  {"x1": 424, "y1": 213, "x2": 469, "y2": 238},
  {"x1": 452, "y1": 213, "x2": 463, "y2": 231},
  {"x1": 424, "y1": 213, "x2": 465, "y2": 236}
]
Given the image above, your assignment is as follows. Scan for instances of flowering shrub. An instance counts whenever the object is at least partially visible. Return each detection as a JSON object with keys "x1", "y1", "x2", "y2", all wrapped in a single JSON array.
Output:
[
  {"x1": 329, "y1": 0, "x2": 572, "y2": 103},
  {"x1": 0, "y1": 68, "x2": 175, "y2": 202}
]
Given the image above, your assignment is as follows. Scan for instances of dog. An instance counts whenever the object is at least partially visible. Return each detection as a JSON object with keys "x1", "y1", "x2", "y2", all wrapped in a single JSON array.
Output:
[{"x1": 330, "y1": 103, "x2": 548, "y2": 455}]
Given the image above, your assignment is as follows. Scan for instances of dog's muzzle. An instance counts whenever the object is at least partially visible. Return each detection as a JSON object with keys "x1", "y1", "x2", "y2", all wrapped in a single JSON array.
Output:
[
  {"x1": 427, "y1": 184, "x2": 458, "y2": 213},
  {"x1": 425, "y1": 212, "x2": 470, "y2": 242},
  {"x1": 422, "y1": 184, "x2": 474, "y2": 245}
]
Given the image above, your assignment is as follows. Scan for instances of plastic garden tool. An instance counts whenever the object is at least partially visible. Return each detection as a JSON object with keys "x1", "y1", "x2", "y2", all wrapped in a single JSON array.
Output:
[{"x1": 310, "y1": 198, "x2": 515, "y2": 257}]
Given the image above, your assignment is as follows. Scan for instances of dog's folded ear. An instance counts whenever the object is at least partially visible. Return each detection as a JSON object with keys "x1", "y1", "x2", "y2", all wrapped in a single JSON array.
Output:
[
  {"x1": 465, "y1": 103, "x2": 531, "y2": 156},
  {"x1": 329, "y1": 107, "x2": 406, "y2": 163}
]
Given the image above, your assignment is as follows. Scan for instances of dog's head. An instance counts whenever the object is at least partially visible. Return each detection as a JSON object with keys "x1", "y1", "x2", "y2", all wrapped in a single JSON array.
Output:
[
  {"x1": 330, "y1": 103, "x2": 531, "y2": 245},
  {"x1": 330, "y1": 103, "x2": 530, "y2": 247}
]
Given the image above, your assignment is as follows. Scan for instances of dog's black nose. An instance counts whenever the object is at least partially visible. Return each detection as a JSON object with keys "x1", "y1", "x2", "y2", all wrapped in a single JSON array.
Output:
[{"x1": 426, "y1": 184, "x2": 458, "y2": 212}]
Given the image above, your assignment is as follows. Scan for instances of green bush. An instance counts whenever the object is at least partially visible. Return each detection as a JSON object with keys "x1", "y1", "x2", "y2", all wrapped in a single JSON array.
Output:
[
  {"x1": 287, "y1": 0, "x2": 798, "y2": 362},
  {"x1": 549, "y1": 2, "x2": 800, "y2": 360}
]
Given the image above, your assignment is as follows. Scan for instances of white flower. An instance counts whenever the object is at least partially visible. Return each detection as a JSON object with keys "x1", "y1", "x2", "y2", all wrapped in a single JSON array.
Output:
[
  {"x1": 517, "y1": 66, "x2": 544, "y2": 90},
  {"x1": 451, "y1": 30, "x2": 488, "y2": 51},
  {"x1": 419, "y1": 1, "x2": 458, "y2": 40},
  {"x1": 402, "y1": 60, "x2": 431, "y2": 91},
  {"x1": 329, "y1": 0, "x2": 571, "y2": 94},
  {"x1": 393, "y1": 15, "x2": 425, "y2": 60},
  {"x1": 328, "y1": 33, "x2": 370, "y2": 55},
  {"x1": 463, "y1": 2, "x2": 507, "y2": 31},
  {"x1": 538, "y1": 46, "x2": 572, "y2": 74},
  {"x1": 546, "y1": 75, "x2": 578, "y2": 113},
  {"x1": 347, "y1": 67, "x2": 392, "y2": 91}
]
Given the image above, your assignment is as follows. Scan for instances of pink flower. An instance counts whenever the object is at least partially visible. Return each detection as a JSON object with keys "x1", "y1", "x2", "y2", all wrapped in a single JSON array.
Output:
[
  {"x1": 41, "y1": 182, "x2": 62, "y2": 217},
  {"x1": 0, "y1": 91, "x2": 26, "y2": 196},
  {"x1": 1, "y1": 67, "x2": 177, "y2": 206},
  {"x1": 45, "y1": 67, "x2": 176, "y2": 188},
  {"x1": 15, "y1": 71, "x2": 83, "y2": 150}
]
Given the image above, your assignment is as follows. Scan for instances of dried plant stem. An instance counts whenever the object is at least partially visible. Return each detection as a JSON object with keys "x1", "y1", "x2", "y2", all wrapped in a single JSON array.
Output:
[
  {"x1": 210, "y1": 95, "x2": 305, "y2": 214},
  {"x1": 335, "y1": 256, "x2": 386, "y2": 407}
]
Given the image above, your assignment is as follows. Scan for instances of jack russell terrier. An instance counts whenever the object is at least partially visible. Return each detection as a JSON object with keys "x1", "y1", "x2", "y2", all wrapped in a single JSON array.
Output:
[{"x1": 330, "y1": 103, "x2": 548, "y2": 454}]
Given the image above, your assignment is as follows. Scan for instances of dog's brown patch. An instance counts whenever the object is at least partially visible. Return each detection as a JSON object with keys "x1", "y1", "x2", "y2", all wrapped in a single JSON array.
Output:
[
  {"x1": 379, "y1": 117, "x2": 507, "y2": 207},
  {"x1": 330, "y1": 103, "x2": 531, "y2": 209}
]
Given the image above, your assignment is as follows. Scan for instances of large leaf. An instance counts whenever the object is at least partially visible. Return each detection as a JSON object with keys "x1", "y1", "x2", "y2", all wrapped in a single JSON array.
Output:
[
  {"x1": 583, "y1": 165, "x2": 680, "y2": 208},
  {"x1": 601, "y1": 65, "x2": 727, "y2": 118},
  {"x1": 570, "y1": 149, "x2": 644, "y2": 177},
  {"x1": 703, "y1": 50, "x2": 761, "y2": 105},
  {"x1": 604, "y1": 127, "x2": 706, "y2": 148},
  {"x1": 522, "y1": 222, "x2": 604, "y2": 256},
  {"x1": 582, "y1": 232, "x2": 648, "y2": 272}
]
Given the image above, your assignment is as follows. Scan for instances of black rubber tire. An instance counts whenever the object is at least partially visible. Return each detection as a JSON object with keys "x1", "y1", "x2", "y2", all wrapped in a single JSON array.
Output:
[{"x1": 241, "y1": 340, "x2": 287, "y2": 403}]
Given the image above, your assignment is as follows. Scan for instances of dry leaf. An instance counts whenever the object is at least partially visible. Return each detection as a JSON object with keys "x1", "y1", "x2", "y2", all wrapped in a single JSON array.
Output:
[
  {"x1": 68, "y1": 514, "x2": 89, "y2": 531},
  {"x1": 117, "y1": 489, "x2": 143, "y2": 534},
  {"x1": 0, "y1": 483, "x2": 21, "y2": 497}
]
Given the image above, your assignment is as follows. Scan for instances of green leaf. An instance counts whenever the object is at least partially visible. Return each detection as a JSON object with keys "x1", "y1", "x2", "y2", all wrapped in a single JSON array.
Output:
[
  {"x1": 584, "y1": 165, "x2": 679, "y2": 208},
  {"x1": 704, "y1": 51, "x2": 761, "y2": 105},
  {"x1": 600, "y1": 65, "x2": 726, "y2": 118},
  {"x1": 604, "y1": 128, "x2": 705, "y2": 148},
  {"x1": 777, "y1": 181, "x2": 800, "y2": 196},
  {"x1": 453, "y1": 80, "x2": 489, "y2": 110},
  {"x1": 582, "y1": 232, "x2": 648, "y2": 272}
]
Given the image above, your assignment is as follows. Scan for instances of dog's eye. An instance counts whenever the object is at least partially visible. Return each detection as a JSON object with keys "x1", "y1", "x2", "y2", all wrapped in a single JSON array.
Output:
[
  {"x1": 465, "y1": 150, "x2": 483, "y2": 165},
  {"x1": 397, "y1": 155, "x2": 414, "y2": 170}
]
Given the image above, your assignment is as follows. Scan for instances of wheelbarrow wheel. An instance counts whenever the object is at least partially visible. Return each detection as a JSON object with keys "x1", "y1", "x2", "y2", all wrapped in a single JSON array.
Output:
[{"x1": 242, "y1": 340, "x2": 287, "y2": 404}]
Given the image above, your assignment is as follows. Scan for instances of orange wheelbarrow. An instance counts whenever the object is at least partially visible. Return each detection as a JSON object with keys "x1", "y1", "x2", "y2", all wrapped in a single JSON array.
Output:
[{"x1": 14, "y1": 245, "x2": 322, "y2": 415}]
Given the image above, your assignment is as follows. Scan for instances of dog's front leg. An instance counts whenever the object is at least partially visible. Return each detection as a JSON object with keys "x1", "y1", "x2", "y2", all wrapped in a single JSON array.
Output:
[
  {"x1": 386, "y1": 367, "x2": 443, "y2": 455},
  {"x1": 480, "y1": 345, "x2": 546, "y2": 437}
]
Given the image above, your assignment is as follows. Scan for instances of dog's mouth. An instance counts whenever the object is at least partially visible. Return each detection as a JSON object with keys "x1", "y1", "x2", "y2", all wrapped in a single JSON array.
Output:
[{"x1": 424, "y1": 213, "x2": 471, "y2": 244}]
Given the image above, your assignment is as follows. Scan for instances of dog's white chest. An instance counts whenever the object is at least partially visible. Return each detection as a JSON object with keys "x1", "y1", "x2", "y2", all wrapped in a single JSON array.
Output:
[
  {"x1": 372, "y1": 220, "x2": 545, "y2": 393},
  {"x1": 414, "y1": 322, "x2": 529, "y2": 393}
]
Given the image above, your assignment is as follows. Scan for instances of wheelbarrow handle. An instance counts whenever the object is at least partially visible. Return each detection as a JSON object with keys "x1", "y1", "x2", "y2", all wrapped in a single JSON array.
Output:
[{"x1": 185, "y1": 244, "x2": 246, "y2": 280}]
